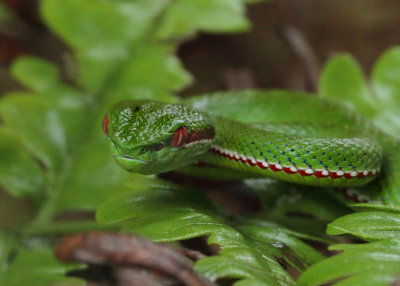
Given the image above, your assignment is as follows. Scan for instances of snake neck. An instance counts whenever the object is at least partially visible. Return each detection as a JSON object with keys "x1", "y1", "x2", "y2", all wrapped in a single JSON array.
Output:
[
  {"x1": 208, "y1": 144, "x2": 378, "y2": 180},
  {"x1": 202, "y1": 118, "x2": 382, "y2": 187}
]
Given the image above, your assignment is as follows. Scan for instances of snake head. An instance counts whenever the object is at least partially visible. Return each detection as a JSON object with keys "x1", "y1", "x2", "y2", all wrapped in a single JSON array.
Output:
[{"x1": 103, "y1": 100, "x2": 215, "y2": 174}]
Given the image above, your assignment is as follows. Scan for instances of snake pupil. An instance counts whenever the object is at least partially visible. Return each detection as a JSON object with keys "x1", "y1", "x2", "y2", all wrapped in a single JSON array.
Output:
[
  {"x1": 154, "y1": 143, "x2": 164, "y2": 151},
  {"x1": 102, "y1": 115, "x2": 109, "y2": 136}
]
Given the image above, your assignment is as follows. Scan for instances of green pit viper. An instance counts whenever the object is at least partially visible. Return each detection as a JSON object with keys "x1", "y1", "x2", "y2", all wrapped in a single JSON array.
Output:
[{"x1": 103, "y1": 90, "x2": 400, "y2": 205}]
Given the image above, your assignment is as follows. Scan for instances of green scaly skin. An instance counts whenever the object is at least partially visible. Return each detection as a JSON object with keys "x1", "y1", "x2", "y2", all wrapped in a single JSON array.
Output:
[{"x1": 103, "y1": 90, "x2": 400, "y2": 204}]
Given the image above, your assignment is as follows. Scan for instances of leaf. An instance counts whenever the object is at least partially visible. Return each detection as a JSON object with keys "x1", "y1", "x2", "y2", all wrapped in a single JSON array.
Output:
[
  {"x1": 195, "y1": 256, "x2": 281, "y2": 286},
  {"x1": 11, "y1": 57, "x2": 61, "y2": 93},
  {"x1": 245, "y1": 179, "x2": 350, "y2": 238},
  {"x1": 236, "y1": 224, "x2": 324, "y2": 267},
  {"x1": 319, "y1": 55, "x2": 376, "y2": 119},
  {"x1": 319, "y1": 50, "x2": 400, "y2": 138},
  {"x1": 156, "y1": 0, "x2": 250, "y2": 39},
  {"x1": 0, "y1": 232, "x2": 16, "y2": 273},
  {"x1": 299, "y1": 202, "x2": 400, "y2": 285},
  {"x1": 0, "y1": 248, "x2": 85, "y2": 286},
  {"x1": 0, "y1": 55, "x2": 171, "y2": 223},
  {"x1": 97, "y1": 180, "x2": 329, "y2": 285},
  {"x1": 349, "y1": 202, "x2": 400, "y2": 213},
  {"x1": 371, "y1": 47, "x2": 400, "y2": 112},
  {"x1": 0, "y1": 232, "x2": 85, "y2": 286},
  {"x1": 298, "y1": 239, "x2": 400, "y2": 286},
  {"x1": 327, "y1": 211, "x2": 400, "y2": 241},
  {"x1": 105, "y1": 42, "x2": 191, "y2": 105},
  {"x1": 96, "y1": 180, "x2": 227, "y2": 240},
  {"x1": 0, "y1": 128, "x2": 45, "y2": 201},
  {"x1": 370, "y1": 46, "x2": 400, "y2": 137},
  {"x1": 41, "y1": 0, "x2": 190, "y2": 95}
]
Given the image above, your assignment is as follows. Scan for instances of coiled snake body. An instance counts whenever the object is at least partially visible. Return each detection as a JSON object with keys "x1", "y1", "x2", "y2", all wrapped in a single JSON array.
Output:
[{"x1": 103, "y1": 91, "x2": 400, "y2": 204}]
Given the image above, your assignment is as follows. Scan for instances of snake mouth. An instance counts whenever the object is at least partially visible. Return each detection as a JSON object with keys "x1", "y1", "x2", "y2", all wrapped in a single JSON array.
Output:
[
  {"x1": 113, "y1": 154, "x2": 150, "y2": 172},
  {"x1": 113, "y1": 155, "x2": 148, "y2": 164},
  {"x1": 111, "y1": 142, "x2": 151, "y2": 172}
]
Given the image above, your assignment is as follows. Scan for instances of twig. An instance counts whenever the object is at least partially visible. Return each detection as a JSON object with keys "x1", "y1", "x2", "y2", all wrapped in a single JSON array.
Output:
[
  {"x1": 55, "y1": 231, "x2": 215, "y2": 286},
  {"x1": 280, "y1": 26, "x2": 320, "y2": 92}
]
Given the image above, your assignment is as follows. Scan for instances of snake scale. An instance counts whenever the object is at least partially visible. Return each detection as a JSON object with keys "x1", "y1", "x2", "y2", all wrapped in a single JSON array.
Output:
[{"x1": 103, "y1": 90, "x2": 400, "y2": 203}]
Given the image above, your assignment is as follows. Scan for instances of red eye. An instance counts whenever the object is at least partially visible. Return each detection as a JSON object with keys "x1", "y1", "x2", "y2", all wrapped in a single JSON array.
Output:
[
  {"x1": 171, "y1": 126, "x2": 188, "y2": 148},
  {"x1": 102, "y1": 115, "x2": 109, "y2": 136}
]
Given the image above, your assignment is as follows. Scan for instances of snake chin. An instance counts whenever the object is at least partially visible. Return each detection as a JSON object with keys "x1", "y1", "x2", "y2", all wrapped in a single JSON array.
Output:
[
  {"x1": 113, "y1": 155, "x2": 150, "y2": 172},
  {"x1": 111, "y1": 142, "x2": 152, "y2": 172},
  {"x1": 114, "y1": 155, "x2": 148, "y2": 163}
]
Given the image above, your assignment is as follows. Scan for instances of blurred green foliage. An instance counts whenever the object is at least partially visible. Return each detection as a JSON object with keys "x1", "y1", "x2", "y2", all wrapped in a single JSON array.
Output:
[
  {"x1": 320, "y1": 48, "x2": 400, "y2": 140},
  {"x1": 1, "y1": 0, "x2": 400, "y2": 285}
]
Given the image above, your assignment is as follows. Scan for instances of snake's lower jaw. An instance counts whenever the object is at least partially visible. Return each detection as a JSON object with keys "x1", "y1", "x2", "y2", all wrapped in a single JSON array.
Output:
[
  {"x1": 113, "y1": 155, "x2": 148, "y2": 173},
  {"x1": 111, "y1": 143, "x2": 149, "y2": 173}
]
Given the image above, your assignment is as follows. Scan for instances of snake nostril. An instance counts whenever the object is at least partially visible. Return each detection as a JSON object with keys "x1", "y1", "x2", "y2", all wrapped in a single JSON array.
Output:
[{"x1": 102, "y1": 115, "x2": 109, "y2": 135}]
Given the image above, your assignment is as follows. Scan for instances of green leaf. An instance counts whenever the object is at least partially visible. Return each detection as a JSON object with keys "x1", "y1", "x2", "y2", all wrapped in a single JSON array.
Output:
[
  {"x1": 105, "y1": 43, "x2": 191, "y2": 105},
  {"x1": 299, "y1": 203, "x2": 400, "y2": 285},
  {"x1": 319, "y1": 49, "x2": 400, "y2": 138},
  {"x1": 370, "y1": 47, "x2": 400, "y2": 137},
  {"x1": 246, "y1": 180, "x2": 350, "y2": 221},
  {"x1": 194, "y1": 256, "x2": 281, "y2": 286},
  {"x1": 371, "y1": 47, "x2": 400, "y2": 112},
  {"x1": 11, "y1": 57, "x2": 60, "y2": 93},
  {"x1": 0, "y1": 232, "x2": 16, "y2": 273},
  {"x1": 1, "y1": 56, "x2": 139, "y2": 219},
  {"x1": 156, "y1": 0, "x2": 250, "y2": 39},
  {"x1": 237, "y1": 224, "x2": 324, "y2": 267},
  {"x1": 298, "y1": 239, "x2": 400, "y2": 286},
  {"x1": 41, "y1": 0, "x2": 181, "y2": 94},
  {"x1": 0, "y1": 232, "x2": 85, "y2": 286},
  {"x1": 41, "y1": 0, "x2": 192, "y2": 95},
  {"x1": 97, "y1": 180, "x2": 331, "y2": 285},
  {"x1": 327, "y1": 211, "x2": 400, "y2": 241},
  {"x1": 41, "y1": 0, "x2": 132, "y2": 52},
  {"x1": 319, "y1": 55, "x2": 376, "y2": 119},
  {"x1": 0, "y1": 128, "x2": 45, "y2": 201},
  {"x1": 96, "y1": 180, "x2": 223, "y2": 240},
  {"x1": 245, "y1": 179, "x2": 349, "y2": 238},
  {"x1": 0, "y1": 92, "x2": 68, "y2": 173},
  {"x1": 349, "y1": 203, "x2": 400, "y2": 213},
  {"x1": 0, "y1": 248, "x2": 85, "y2": 286}
]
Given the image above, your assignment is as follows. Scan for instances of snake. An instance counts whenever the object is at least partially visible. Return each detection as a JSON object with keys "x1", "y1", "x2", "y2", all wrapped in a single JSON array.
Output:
[{"x1": 102, "y1": 90, "x2": 400, "y2": 203}]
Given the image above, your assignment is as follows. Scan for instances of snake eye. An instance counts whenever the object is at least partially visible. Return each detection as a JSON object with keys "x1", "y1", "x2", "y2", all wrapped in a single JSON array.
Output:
[
  {"x1": 102, "y1": 115, "x2": 109, "y2": 136},
  {"x1": 171, "y1": 126, "x2": 188, "y2": 148},
  {"x1": 154, "y1": 143, "x2": 164, "y2": 151}
]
